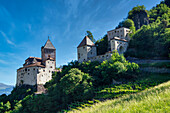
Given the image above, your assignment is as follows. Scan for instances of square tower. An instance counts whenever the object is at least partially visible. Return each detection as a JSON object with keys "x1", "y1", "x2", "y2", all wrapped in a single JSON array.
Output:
[
  {"x1": 77, "y1": 36, "x2": 97, "y2": 63},
  {"x1": 41, "y1": 38, "x2": 56, "y2": 66}
]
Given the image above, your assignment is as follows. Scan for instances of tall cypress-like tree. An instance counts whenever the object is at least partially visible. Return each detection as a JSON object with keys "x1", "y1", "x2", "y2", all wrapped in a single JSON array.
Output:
[{"x1": 86, "y1": 31, "x2": 95, "y2": 43}]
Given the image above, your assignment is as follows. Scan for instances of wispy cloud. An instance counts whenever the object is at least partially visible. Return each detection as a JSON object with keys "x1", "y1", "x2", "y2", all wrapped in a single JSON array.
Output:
[
  {"x1": 0, "y1": 59, "x2": 8, "y2": 64},
  {"x1": 64, "y1": 0, "x2": 80, "y2": 18},
  {"x1": 0, "y1": 31, "x2": 15, "y2": 46}
]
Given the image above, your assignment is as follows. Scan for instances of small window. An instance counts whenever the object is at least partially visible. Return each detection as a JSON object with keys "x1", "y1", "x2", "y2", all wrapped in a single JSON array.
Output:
[
  {"x1": 91, "y1": 52, "x2": 92, "y2": 54},
  {"x1": 43, "y1": 70, "x2": 45, "y2": 72},
  {"x1": 49, "y1": 70, "x2": 50, "y2": 73},
  {"x1": 50, "y1": 66, "x2": 53, "y2": 68},
  {"x1": 28, "y1": 69, "x2": 30, "y2": 71},
  {"x1": 83, "y1": 47, "x2": 85, "y2": 49},
  {"x1": 25, "y1": 68, "x2": 27, "y2": 71},
  {"x1": 33, "y1": 68, "x2": 35, "y2": 70},
  {"x1": 28, "y1": 73, "x2": 29, "y2": 75},
  {"x1": 115, "y1": 31, "x2": 116, "y2": 33}
]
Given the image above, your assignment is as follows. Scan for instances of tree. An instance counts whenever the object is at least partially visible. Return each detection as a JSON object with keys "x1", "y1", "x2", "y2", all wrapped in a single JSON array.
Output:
[
  {"x1": 95, "y1": 35, "x2": 108, "y2": 55},
  {"x1": 86, "y1": 31, "x2": 95, "y2": 43},
  {"x1": 164, "y1": 0, "x2": 170, "y2": 7},
  {"x1": 116, "y1": 19, "x2": 136, "y2": 37},
  {"x1": 128, "y1": 5, "x2": 146, "y2": 20}
]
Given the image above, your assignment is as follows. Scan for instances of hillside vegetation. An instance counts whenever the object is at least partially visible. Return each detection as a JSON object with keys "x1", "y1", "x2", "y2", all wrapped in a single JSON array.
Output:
[{"x1": 69, "y1": 81, "x2": 170, "y2": 113}]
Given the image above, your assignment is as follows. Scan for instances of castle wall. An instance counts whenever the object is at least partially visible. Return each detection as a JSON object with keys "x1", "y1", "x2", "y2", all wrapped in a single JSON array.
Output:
[
  {"x1": 17, "y1": 67, "x2": 39, "y2": 86},
  {"x1": 107, "y1": 27, "x2": 130, "y2": 41},
  {"x1": 37, "y1": 60, "x2": 55, "y2": 84},
  {"x1": 77, "y1": 46, "x2": 88, "y2": 62},
  {"x1": 87, "y1": 46, "x2": 97, "y2": 58},
  {"x1": 17, "y1": 60, "x2": 55, "y2": 86},
  {"x1": 110, "y1": 39, "x2": 128, "y2": 54},
  {"x1": 88, "y1": 52, "x2": 112, "y2": 62}
]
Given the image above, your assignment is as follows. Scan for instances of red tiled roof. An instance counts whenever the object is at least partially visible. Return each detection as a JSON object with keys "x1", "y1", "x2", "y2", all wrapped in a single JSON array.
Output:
[
  {"x1": 17, "y1": 63, "x2": 45, "y2": 71},
  {"x1": 77, "y1": 36, "x2": 95, "y2": 48}
]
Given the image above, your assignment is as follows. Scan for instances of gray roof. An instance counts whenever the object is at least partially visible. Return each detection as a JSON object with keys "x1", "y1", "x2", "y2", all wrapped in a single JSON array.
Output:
[
  {"x1": 77, "y1": 36, "x2": 95, "y2": 48},
  {"x1": 43, "y1": 39, "x2": 55, "y2": 49}
]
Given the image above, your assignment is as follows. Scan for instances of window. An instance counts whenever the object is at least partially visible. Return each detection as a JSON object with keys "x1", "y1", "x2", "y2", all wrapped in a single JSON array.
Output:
[
  {"x1": 91, "y1": 52, "x2": 92, "y2": 54},
  {"x1": 50, "y1": 66, "x2": 53, "y2": 68},
  {"x1": 33, "y1": 68, "x2": 35, "y2": 70},
  {"x1": 25, "y1": 68, "x2": 27, "y2": 71},
  {"x1": 78, "y1": 53, "x2": 80, "y2": 58},
  {"x1": 28, "y1": 69, "x2": 30, "y2": 71},
  {"x1": 43, "y1": 70, "x2": 45, "y2": 72},
  {"x1": 83, "y1": 47, "x2": 85, "y2": 49},
  {"x1": 28, "y1": 73, "x2": 29, "y2": 75},
  {"x1": 115, "y1": 31, "x2": 116, "y2": 33},
  {"x1": 49, "y1": 70, "x2": 50, "y2": 73},
  {"x1": 121, "y1": 30, "x2": 122, "y2": 32},
  {"x1": 121, "y1": 35, "x2": 123, "y2": 37}
]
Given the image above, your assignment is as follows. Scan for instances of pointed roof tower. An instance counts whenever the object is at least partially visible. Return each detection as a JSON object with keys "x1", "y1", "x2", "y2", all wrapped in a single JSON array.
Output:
[
  {"x1": 77, "y1": 36, "x2": 95, "y2": 48},
  {"x1": 43, "y1": 36, "x2": 55, "y2": 49}
]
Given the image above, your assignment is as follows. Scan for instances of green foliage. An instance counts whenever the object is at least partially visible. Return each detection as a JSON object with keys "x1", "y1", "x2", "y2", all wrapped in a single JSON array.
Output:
[
  {"x1": 69, "y1": 79, "x2": 170, "y2": 113},
  {"x1": 94, "y1": 51, "x2": 139, "y2": 85},
  {"x1": 0, "y1": 101, "x2": 11, "y2": 113},
  {"x1": 95, "y1": 35, "x2": 108, "y2": 55},
  {"x1": 116, "y1": 19, "x2": 136, "y2": 37},
  {"x1": 149, "y1": 3, "x2": 170, "y2": 23},
  {"x1": 164, "y1": 0, "x2": 170, "y2": 7},
  {"x1": 125, "y1": 17, "x2": 170, "y2": 58},
  {"x1": 128, "y1": 5, "x2": 147, "y2": 20},
  {"x1": 139, "y1": 62, "x2": 170, "y2": 68},
  {"x1": 86, "y1": 31, "x2": 95, "y2": 43}
]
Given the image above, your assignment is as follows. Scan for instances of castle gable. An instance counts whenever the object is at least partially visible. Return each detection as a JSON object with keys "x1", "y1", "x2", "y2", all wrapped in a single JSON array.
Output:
[
  {"x1": 77, "y1": 36, "x2": 95, "y2": 48},
  {"x1": 43, "y1": 39, "x2": 55, "y2": 49}
]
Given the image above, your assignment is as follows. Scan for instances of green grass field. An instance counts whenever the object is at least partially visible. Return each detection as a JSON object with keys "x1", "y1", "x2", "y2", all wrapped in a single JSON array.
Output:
[{"x1": 69, "y1": 80, "x2": 170, "y2": 113}]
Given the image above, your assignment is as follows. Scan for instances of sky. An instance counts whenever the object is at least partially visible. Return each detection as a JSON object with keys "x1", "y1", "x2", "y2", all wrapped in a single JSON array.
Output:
[{"x1": 0, "y1": 0, "x2": 162, "y2": 85}]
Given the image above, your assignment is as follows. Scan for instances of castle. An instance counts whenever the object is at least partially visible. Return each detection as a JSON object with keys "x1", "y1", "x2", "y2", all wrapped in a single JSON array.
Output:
[
  {"x1": 16, "y1": 27, "x2": 130, "y2": 88},
  {"x1": 77, "y1": 27, "x2": 130, "y2": 62},
  {"x1": 16, "y1": 38, "x2": 56, "y2": 87}
]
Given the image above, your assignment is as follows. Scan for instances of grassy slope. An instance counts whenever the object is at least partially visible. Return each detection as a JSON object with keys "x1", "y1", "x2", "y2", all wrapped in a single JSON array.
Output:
[{"x1": 69, "y1": 80, "x2": 170, "y2": 113}]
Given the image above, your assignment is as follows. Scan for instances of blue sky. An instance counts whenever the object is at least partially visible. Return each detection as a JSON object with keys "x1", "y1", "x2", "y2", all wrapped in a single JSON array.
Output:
[{"x1": 0, "y1": 0, "x2": 162, "y2": 85}]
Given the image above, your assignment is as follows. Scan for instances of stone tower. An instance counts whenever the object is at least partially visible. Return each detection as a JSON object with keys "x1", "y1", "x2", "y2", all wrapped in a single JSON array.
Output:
[
  {"x1": 77, "y1": 36, "x2": 97, "y2": 62},
  {"x1": 41, "y1": 37, "x2": 56, "y2": 66}
]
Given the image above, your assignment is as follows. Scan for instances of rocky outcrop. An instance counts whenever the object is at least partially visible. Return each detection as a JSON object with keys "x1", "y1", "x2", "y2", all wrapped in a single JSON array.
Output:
[{"x1": 132, "y1": 10, "x2": 149, "y2": 30}]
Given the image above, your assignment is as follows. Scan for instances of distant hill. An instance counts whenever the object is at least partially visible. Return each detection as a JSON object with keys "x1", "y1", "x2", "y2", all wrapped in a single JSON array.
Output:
[{"x1": 0, "y1": 83, "x2": 13, "y2": 95}]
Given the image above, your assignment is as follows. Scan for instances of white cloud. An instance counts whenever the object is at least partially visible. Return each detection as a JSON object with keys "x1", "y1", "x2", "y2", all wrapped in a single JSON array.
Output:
[
  {"x1": 64, "y1": 0, "x2": 80, "y2": 18},
  {"x1": 0, "y1": 31, "x2": 15, "y2": 46},
  {"x1": 0, "y1": 59, "x2": 8, "y2": 64}
]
